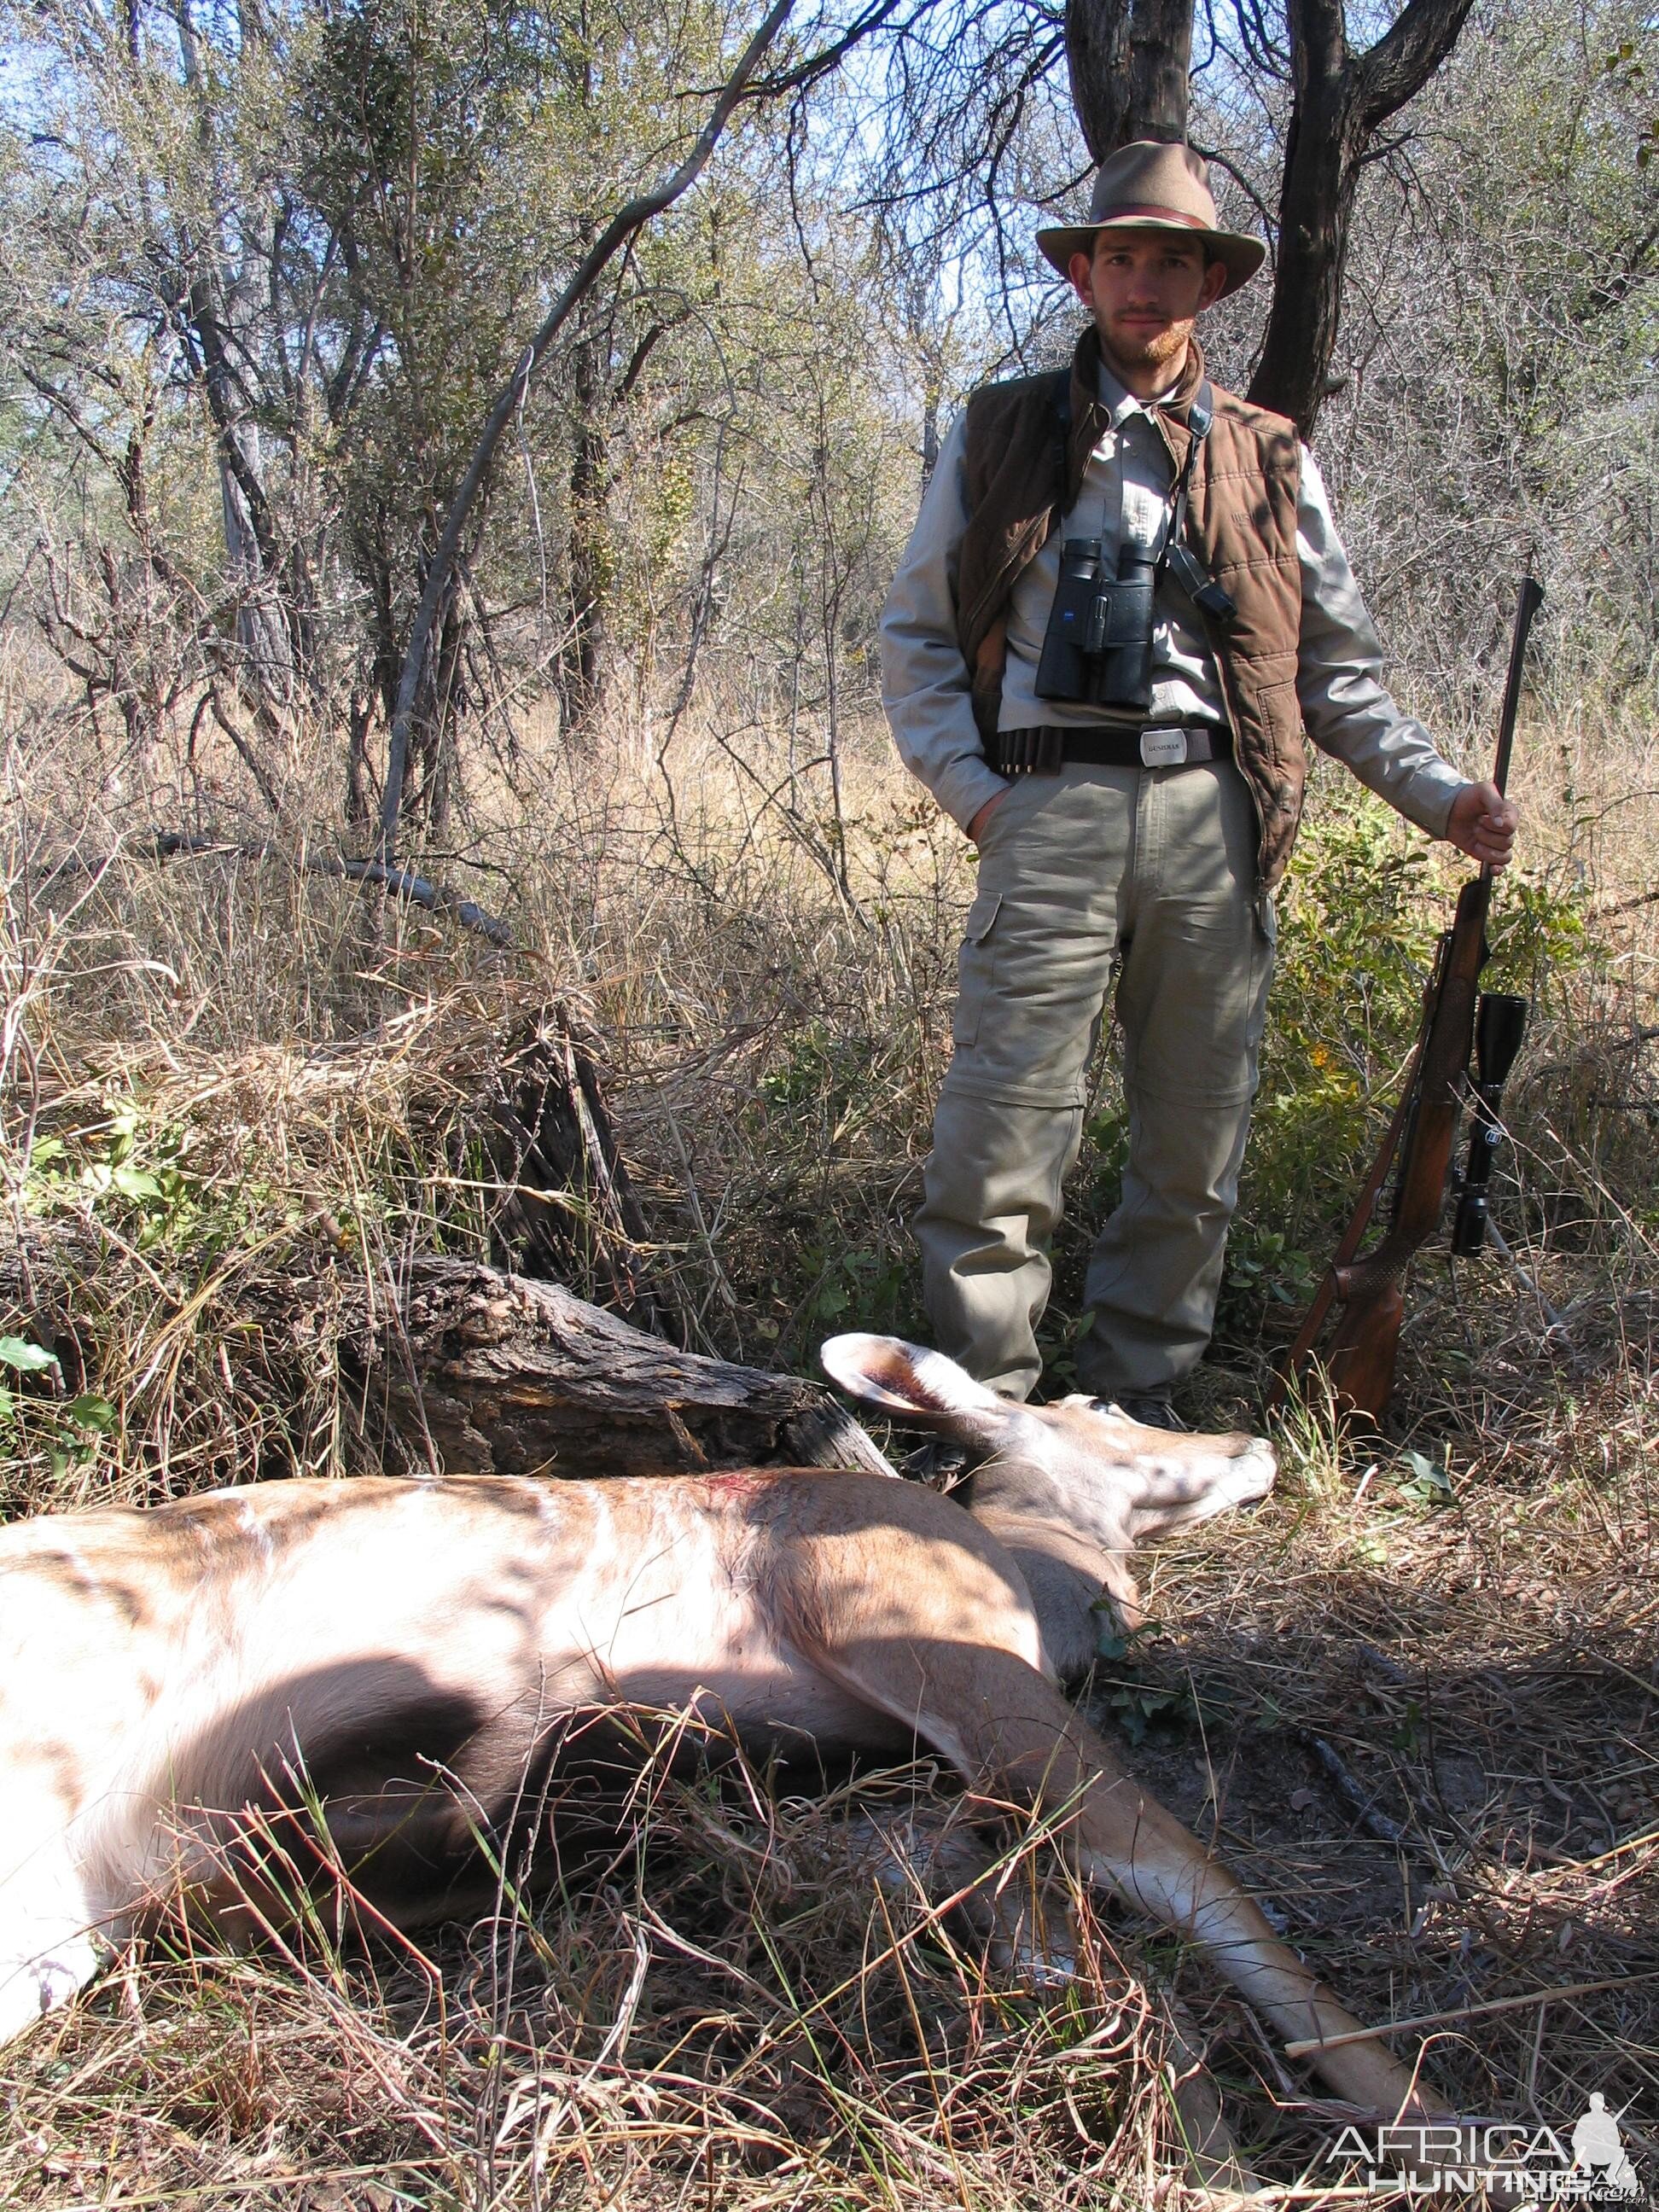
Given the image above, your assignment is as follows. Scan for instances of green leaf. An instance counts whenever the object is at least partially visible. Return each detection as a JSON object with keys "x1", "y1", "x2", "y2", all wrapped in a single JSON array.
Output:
[
  {"x1": 64, "y1": 1394, "x2": 116, "y2": 1432},
  {"x1": 1395, "y1": 1447, "x2": 1455, "y2": 1506},
  {"x1": 0, "y1": 1336, "x2": 60, "y2": 1375},
  {"x1": 112, "y1": 1165, "x2": 163, "y2": 1201},
  {"x1": 1091, "y1": 1615, "x2": 1131, "y2": 1664}
]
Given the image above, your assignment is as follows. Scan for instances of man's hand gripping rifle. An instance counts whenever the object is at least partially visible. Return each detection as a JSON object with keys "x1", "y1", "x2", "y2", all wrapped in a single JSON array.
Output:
[{"x1": 1273, "y1": 579, "x2": 1543, "y2": 1423}]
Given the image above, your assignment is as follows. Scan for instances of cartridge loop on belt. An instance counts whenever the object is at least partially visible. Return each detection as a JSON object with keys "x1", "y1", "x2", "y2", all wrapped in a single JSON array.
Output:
[{"x1": 989, "y1": 723, "x2": 1231, "y2": 776}]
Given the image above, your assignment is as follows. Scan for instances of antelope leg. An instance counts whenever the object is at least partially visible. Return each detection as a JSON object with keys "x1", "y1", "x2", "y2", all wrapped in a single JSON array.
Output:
[
  {"x1": 845, "y1": 1801, "x2": 1261, "y2": 2194},
  {"x1": 812, "y1": 1633, "x2": 1442, "y2": 2122}
]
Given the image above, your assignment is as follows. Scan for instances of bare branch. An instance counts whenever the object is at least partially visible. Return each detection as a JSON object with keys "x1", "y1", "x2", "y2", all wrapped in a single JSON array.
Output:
[
  {"x1": 379, "y1": 0, "x2": 799, "y2": 858},
  {"x1": 743, "y1": 0, "x2": 912, "y2": 96}
]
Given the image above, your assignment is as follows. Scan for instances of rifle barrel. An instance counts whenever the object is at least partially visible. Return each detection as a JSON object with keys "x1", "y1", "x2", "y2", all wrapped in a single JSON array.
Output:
[{"x1": 1490, "y1": 577, "x2": 1545, "y2": 805}]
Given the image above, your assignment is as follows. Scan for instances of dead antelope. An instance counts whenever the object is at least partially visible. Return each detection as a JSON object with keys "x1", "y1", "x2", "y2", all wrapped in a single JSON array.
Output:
[{"x1": 0, "y1": 1334, "x2": 1441, "y2": 2147}]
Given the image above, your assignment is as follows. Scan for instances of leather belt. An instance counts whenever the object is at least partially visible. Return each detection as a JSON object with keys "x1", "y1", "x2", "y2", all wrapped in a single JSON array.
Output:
[{"x1": 990, "y1": 723, "x2": 1230, "y2": 776}]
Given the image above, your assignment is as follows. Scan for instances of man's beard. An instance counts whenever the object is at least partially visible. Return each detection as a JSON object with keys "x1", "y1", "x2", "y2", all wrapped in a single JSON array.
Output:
[{"x1": 1098, "y1": 310, "x2": 1196, "y2": 379}]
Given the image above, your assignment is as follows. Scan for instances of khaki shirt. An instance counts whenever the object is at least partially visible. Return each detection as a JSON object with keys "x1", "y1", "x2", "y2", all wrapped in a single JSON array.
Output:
[{"x1": 881, "y1": 357, "x2": 1466, "y2": 841}]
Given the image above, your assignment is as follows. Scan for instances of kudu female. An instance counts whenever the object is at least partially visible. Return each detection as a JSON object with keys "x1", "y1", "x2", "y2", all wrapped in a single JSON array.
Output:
[{"x1": 0, "y1": 1332, "x2": 1439, "y2": 2156}]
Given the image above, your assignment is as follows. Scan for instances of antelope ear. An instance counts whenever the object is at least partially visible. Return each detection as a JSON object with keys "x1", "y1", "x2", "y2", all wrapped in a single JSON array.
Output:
[{"x1": 819, "y1": 1335, "x2": 1010, "y2": 1434}]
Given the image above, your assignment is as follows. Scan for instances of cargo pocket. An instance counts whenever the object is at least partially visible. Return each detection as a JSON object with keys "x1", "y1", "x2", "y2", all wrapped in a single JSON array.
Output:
[{"x1": 952, "y1": 887, "x2": 1004, "y2": 1050}]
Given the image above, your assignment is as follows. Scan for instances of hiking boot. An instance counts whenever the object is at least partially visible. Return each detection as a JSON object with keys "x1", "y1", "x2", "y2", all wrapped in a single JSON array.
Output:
[
  {"x1": 1092, "y1": 1389, "x2": 1187, "y2": 1432},
  {"x1": 905, "y1": 1435, "x2": 972, "y2": 1486}
]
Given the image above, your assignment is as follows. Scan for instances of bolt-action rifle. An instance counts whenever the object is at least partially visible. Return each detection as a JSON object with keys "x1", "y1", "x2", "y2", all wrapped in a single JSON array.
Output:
[{"x1": 1272, "y1": 579, "x2": 1543, "y2": 1423}]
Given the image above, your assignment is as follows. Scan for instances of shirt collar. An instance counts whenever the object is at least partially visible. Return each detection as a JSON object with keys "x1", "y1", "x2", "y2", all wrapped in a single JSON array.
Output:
[{"x1": 1096, "y1": 354, "x2": 1184, "y2": 428}]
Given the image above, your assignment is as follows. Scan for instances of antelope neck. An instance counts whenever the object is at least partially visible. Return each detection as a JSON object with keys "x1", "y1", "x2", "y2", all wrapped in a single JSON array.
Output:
[{"x1": 969, "y1": 1492, "x2": 1129, "y2": 1684}]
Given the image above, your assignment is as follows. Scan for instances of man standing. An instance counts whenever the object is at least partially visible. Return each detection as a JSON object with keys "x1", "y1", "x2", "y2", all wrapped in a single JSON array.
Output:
[{"x1": 881, "y1": 140, "x2": 1517, "y2": 1427}]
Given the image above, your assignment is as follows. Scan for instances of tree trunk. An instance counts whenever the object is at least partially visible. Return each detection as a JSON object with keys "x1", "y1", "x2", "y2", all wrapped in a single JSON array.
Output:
[
  {"x1": 175, "y1": 0, "x2": 300, "y2": 737},
  {"x1": 560, "y1": 322, "x2": 609, "y2": 744},
  {"x1": 319, "y1": 1259, "x2": 896, "y2": 1482},
  {"x1": 481, "y1": 1007, "x2": 684, "y2": 1345},
  {"x1": 376, "y1": 0, "x2": 796, "y2": 855},
  {"x1": 1248, "y1": 0, "x2": 1476, "y2": 435},
  {"x1": 377, "y1": 554, "x2": 466, "y2": 836},
  {"x1": 1064, "y1": 0, "x2": 1191, "y2": 157},
  {"x1": 346, "y1": 690, "x2": 375, "y2": 828},
  {"x1": 218, "y1": 428, "x2": 299, "y2": 728},
  {"x1": 1248, "y1": 53, "x2": 1365, "y2": 434}
]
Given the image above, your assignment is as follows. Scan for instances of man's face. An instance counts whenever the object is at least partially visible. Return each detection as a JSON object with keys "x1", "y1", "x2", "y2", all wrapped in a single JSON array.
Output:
[{"x1": 1068, "y1": 230, "x2": 1228, "y2": 382}]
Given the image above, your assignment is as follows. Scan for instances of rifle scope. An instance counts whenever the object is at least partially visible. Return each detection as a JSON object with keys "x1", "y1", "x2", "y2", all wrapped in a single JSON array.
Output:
[{"x1": 1450, "y1": 991, "x2": 1528, "y2": 1256}]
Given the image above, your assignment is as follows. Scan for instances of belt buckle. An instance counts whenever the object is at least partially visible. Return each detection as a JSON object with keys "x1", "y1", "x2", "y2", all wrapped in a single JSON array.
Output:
[{"x1": 1139, "y1": 727, "x2": 1190, "y2": 768}]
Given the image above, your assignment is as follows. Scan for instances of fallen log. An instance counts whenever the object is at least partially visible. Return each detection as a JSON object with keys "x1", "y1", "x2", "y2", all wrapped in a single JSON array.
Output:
[
  {"x1": 0, "y1": 1227, "x2": 894, "y2": 1487},
  {"x1": 268, "y1": 1254, "x2": 897, "y2": 1483}
]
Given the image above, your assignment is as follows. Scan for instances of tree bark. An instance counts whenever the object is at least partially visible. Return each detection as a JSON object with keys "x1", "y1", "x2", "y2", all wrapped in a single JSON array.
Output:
[
  {"x1": 1064, "y1": 0, "x2": 1191, "y2": 158},
  {"x1": 1248, "y1": 18, "x2": 1364, "y2": 437},
  {"x1": 175, "y1": 0, "x2": 301, "y2": 736},
  {"x1": 318, "y1": 1259, "x2": 896, "y2": 1482},
  {"x1": 558, "y1": 321, "x2": 609, "y2": 742},
  {"x1": 481, "y1": 1008, "x2": 682, "y2": 1342}
]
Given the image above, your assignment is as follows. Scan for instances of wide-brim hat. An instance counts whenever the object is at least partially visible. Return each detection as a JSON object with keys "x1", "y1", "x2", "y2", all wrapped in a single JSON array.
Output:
[{"x1": 1035, "y1": 139, "x2": 1266, "y2": 298}]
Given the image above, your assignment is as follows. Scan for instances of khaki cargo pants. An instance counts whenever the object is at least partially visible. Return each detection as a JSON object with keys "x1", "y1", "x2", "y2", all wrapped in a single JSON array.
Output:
[{"x1": 916, "y1": 756, "x2": 1275, "y2": 1401}]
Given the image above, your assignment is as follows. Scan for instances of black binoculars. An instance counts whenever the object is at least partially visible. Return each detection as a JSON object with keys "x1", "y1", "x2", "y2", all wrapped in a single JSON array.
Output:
[{"x1": 1035, "y1": 538, "x2": 1157, "y2": 713}]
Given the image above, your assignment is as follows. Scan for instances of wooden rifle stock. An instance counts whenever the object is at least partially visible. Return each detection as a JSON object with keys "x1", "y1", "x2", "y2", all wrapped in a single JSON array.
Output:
[
  {"x1": 1267, "y1": 1033, "x2": 1420, "y2": 1412},
  {"x1": 1318, "y1": 876, "x2": 1490, "y2": 1416},
  {"x1": 1273, "y1": 578, "x2": 1543, "y2": 1423}
]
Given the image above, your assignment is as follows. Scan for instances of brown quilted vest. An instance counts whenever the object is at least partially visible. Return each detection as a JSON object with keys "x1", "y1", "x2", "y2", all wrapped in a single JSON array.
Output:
[{"x1": 958, "y1": 328, "x2": 1306, "y2": 887}]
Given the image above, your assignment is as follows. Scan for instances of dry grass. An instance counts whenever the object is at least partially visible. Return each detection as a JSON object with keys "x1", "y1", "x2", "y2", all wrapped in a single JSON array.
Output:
[
  {"x1": 2, "y1": 664, "x2": 1656, "y2": 2205},
  {"x1": 1114, "y1": 1359, "x2": 1659, "y2": 2178},
  {"x1": 3, "y1": 1755, "x2": 1217, "y2": 2210}
]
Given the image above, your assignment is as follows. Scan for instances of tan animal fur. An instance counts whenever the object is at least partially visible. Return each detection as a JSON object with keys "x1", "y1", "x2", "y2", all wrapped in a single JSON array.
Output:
[{"x1": 0, "y1": 1333, "x2": 1442, "y2": 2148}]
